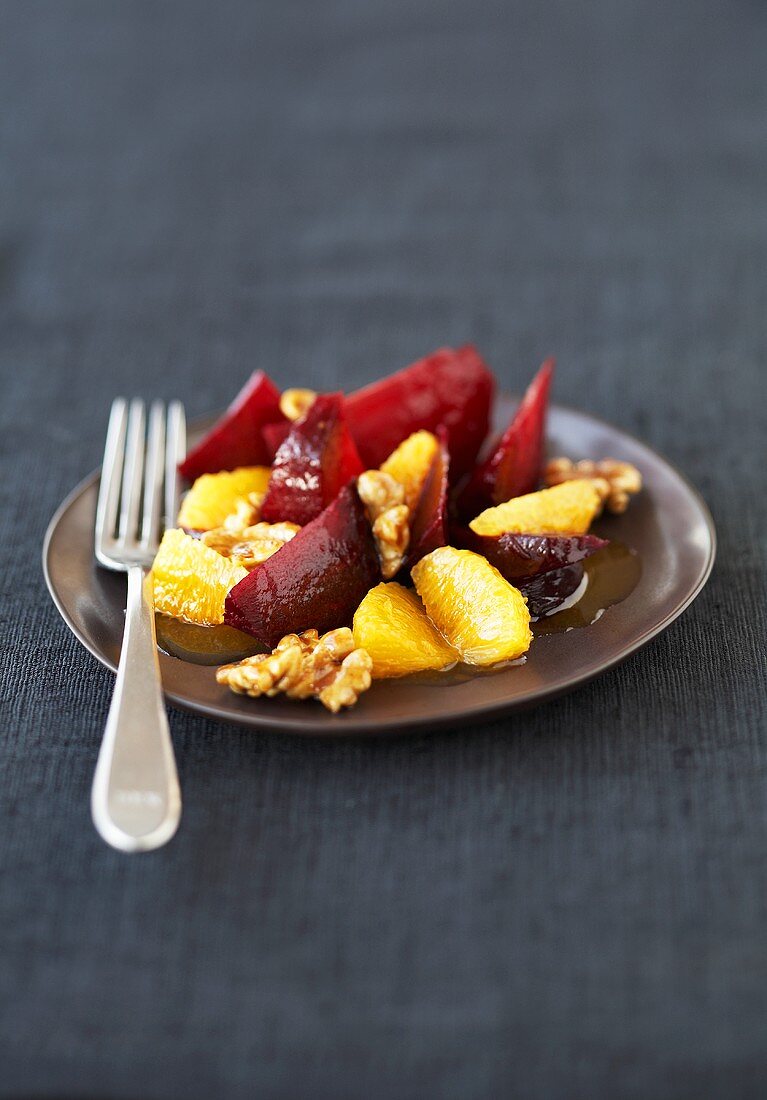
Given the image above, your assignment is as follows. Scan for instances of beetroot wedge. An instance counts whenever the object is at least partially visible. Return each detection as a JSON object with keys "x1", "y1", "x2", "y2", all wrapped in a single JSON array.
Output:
[
  {"x1": 517, "y1": 562, "x2": 586, "y2": 619},
  {"x1": 458, "y1": 358, "x2": 554, "y2": 516},
  {"x1": 344, "y1": 345, "x2": 495, "y2": 478},
  {"x1": 406, "y1": 429, "x2": 450, "y2": 568},
  {"x1": 224, "y1": 485, "x2": 380, "y2": 647},
  {"x1": 455, "y1": 530, "x2": 607, "y2": 581},
  {"x1": 179, "y1": 371, "x2": 286, "y2": 481},
  {"x1": 260, "y1": 394, "x2": 364, "y2": 526},
  {"x1": 262, "y1": 418, "x2": 291, "y2": 458}
]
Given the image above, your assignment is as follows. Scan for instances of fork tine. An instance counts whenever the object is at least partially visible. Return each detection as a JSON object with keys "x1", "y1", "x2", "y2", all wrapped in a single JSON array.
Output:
[
  {"x1": 118, "y1": 399, "x2": 146, "y2": 542},
  {"x1": 164, "y1": 400, "x2": 186, "y2": 529},
  {"x1": 141, "y1": 400, "x2": 166, "y2": 549},
  {"x1": 95, "y1": 398, "x2": 128, "y2": 557}
]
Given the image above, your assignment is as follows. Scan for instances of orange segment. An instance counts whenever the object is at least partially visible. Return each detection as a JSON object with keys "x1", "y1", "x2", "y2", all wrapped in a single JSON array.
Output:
[
  {"x1": 353, "y1": 582, "x2": 458, "y2": 678},
  {"x1": 381, "y1": 430, "x2": 440, "y2": 511},
  {"x1": 151, "y1": 529, "x2": 248, "y2": 625},
  {"x1": 412, "y1": 547, "x2": 532, "y2": 666},
  {"x1": 469, "y1": 479, "x2": 601, "y2": 536},
  {"x1": 177, "y1": 466, "x2": 271, "y2": 531}
]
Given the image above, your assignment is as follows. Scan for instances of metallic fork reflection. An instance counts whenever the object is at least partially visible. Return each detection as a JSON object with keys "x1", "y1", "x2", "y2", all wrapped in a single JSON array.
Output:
[{"x1": 91, "y1": 398, "x2": 186, "y2": 852}]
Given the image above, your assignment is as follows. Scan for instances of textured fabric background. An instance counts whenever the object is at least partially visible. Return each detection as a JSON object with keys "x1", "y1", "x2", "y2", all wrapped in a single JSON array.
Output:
[{"x1": 1, "y1": 2, "x2": 765, "y2": 1097}]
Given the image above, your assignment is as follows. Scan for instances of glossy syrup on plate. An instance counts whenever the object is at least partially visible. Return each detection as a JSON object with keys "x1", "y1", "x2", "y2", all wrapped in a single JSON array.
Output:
[
  {"x1": 155, "y1": 616, "x2": 265, "y2": 665},
  {"x1": 531, "y1": 540, "x2": 641, "y2": 636}
]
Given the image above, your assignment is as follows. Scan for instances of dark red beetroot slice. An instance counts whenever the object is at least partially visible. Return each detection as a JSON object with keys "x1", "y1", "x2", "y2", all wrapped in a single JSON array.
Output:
[
  {"x1": 264, "y1": 408, "x2": 363, "y2": 465},
  {"x1": 260, "y1": 394, "x2": 364, "y2": 526},
  {"x1": 517, "y1": 562, "x2": 585, "y2": 619},
  {"x1": 405, "y1": 428, "x2": 450, "y2": 568},
  {"x1": 179, "y1": 371, "x2": 287, "y2": 481},
  {"x1": 458, "y1": 358, "x2": 554, "y2": 517},
  {"x1": 338, "y1": 421, "x2": 365, "y2": 487},
  {"x1": 224, "y1": 485, "x2": 380, "y2": 647},
  {"x1": 344, "y1": 345, "x2": 495, "y2": 478},
  {"x1": 262, "y1": 419, "x2": 291, "y2": 458},
  {"x1": 455, "y1": 530, "x2": 607, "y2": 581}
]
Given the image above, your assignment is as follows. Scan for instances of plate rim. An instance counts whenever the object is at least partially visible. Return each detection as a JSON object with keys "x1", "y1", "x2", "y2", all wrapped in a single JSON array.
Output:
[{"x1": 42, "y1": 401, "x2": 717, "y2": 736}]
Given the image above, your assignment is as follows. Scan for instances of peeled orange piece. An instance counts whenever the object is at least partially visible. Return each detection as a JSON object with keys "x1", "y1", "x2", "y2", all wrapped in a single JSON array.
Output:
[
  {"x1": 177, "y1": 466, "x2": 271, "y2": 531},
  {"x1": 469, "y1": 479, "x2": 601, "y2": 537},
  {"x1": 353, "y1": 582, "x2": 458, "y2": 678},
  {"x1": 151, "y1": 529, "x2": 248, "y2": 625},
  {"x1": 381, "y1": 430, "x2": 440, "y2": 511},
  {"x1": 412, "y1": 547, "x2": 532, "y2": 666}
]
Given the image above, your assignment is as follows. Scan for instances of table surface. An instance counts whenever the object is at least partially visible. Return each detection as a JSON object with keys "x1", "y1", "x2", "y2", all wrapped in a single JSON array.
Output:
[{"x1": 1, "y1": 2, "x2": 764, "y2": 1098}]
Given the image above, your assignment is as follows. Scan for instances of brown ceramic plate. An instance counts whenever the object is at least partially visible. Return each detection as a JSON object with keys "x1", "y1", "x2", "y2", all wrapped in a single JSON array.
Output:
[{"x1": 43, "y1": 398, "x2": 715, "y2": 736}]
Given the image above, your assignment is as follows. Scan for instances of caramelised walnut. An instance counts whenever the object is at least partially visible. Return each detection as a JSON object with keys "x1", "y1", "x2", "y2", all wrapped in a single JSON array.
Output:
[
  {"x1": 544, "y1": 457, "x2": 642, "y2": 514},
  {"x1": 357, "y1": 470, "x2": 410, "y2": 578},
  {"x1": 357, "y1": 470, "x2": 405, "y2": 514},
  {"x1": 201, "y1": 520, "x2": 300, "y2": 568},
  {"x1": 219, "y1": 644, "x2": 305, "y2": 698},
  {"x1": 316, "y1": 649, "x2": 373, "y2": 713},
  {"x1": 371, "y1": 505, "x2": 410, "y2": 579},
  {"x1": 220, "y1": 490, "x2": 266, "y2": 532},
  {"x1": 279, "y1": 387, "x2": 317, "y2": 422},
  {"x1": 216, "y1": 627, "x2": 373, "y2": 712}
]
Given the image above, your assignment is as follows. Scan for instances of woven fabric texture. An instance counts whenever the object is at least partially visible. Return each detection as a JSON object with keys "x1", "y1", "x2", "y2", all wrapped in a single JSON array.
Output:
[{"x1": 0, "y1": 2, "x2": 765, "y2": 1097}]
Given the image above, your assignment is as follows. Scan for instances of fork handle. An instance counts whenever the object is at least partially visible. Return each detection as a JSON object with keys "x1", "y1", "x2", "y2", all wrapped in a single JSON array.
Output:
[{"x1": 91, "y1": 567, "x2": 181, "y2": 852}]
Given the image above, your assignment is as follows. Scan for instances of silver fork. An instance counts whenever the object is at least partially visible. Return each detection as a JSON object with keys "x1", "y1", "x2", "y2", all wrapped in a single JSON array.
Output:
[{"x1": 92, "y1": 397, "x2": 186, "y2": 852}]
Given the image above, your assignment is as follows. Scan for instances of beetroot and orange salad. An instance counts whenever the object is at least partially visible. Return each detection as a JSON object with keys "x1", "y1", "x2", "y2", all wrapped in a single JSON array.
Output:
[{"x1": 150, "y1": 347, "x2": 642, "y2": 712}]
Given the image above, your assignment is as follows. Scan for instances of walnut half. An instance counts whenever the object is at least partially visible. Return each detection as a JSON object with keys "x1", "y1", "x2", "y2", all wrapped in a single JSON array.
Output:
[
  {"x1": 201, "y1": 520, "x2": 300, "y2": 568},
  {"x1": 544, "y1": 457, "x2": 642, "y2": 514},
  {"x1": 217, "y1": 627, "x2": 373, "y2": 713},
  {"x1": 279, "y1": 388, "x2": 317, "y2": 422},
  {"x1": 220, "y1": 491, "x2": 266, "y2": 532},
  {"x1": 357, "y1": 470, "x2": 410, "y2": 578}
]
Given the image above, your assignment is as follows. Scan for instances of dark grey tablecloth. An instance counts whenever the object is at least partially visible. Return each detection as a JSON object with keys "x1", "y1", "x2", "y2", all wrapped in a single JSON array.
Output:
[{"x1": 1, "y1": 2, "x2": 765, "y2": 1097}]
